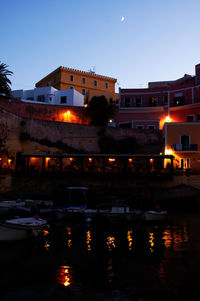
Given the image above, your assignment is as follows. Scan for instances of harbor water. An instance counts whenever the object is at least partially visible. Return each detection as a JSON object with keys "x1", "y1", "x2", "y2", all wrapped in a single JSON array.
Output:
[{"x1": 0, "y1": 211, "x2": 200, "y2": 300}]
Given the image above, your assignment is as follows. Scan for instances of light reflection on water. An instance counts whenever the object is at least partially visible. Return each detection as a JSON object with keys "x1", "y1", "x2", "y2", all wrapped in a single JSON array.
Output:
[
  {"x1": 127, "y1": 230, "x2": 133, "y2": 251},
  {"x1": 26, "y1": 213, "x2": 200, "y2": 297},
  {"x1": 106, "y1": 236, "x2": 116, "y2": 251},
  {"x1": 56, "y1": 265, "x2": 72, "y2": 287},
  {"x1": 86, "y1": 230, "x2": 92, "y2": 251}
]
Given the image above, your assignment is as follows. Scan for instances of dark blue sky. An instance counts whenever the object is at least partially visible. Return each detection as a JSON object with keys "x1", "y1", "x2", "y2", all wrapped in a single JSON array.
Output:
[{"x1": 1, "y1": 0, "x2": 200, "y2": 91}]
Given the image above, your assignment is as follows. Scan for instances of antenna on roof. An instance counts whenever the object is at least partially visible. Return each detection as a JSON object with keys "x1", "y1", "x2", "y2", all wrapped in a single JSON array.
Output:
[{"x1": 88, "y1": 66, "x2": 96, "y2": 74}]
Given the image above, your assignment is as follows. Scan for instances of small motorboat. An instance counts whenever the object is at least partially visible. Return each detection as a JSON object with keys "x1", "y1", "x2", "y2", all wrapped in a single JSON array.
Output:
[
  {"x1": 143, "y1": 210, "x2": 167, "y2": 221},
  {"x1": 0, "y1": 216, "x2": 48, "y2": 241}
]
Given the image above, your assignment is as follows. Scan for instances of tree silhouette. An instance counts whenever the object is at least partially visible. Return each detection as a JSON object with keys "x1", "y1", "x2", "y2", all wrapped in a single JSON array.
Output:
[
  {"x1": 87, "y1": 96, "x2": 114, "y2": 126},
  {"x1": 0, "y1": 62, "x2": 13, "y2": 97}
]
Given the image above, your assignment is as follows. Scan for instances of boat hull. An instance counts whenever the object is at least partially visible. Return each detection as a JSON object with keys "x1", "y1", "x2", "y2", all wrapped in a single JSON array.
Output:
[{"x1": 143, "y1": 211, "x2": 167, "y2": 221}]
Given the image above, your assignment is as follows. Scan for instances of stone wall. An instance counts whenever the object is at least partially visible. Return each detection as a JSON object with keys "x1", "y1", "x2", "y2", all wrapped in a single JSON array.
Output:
[{"x1": 0, "y1": 106, "x2": 162, "y2": 155}]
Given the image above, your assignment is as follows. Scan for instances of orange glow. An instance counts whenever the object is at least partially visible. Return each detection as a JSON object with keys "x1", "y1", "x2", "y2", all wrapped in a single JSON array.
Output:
[
  {"x1": 62, "y1": 110, "x2": 72, "y2": 122},
  {"x1": 150, "y1": 158, "x2": 154, "y2": 163},
  {"x1": 8, "y1": 159, "x2": 12, "y2": 165},
  {"x1": 88, "y1": 158, "x2": 92, "y2": 163},
  {"x1": 128, "y1": 158, "x2": 133, "y2": 163},
  {"x1": 69, "y1": 157, "x2": 73, "y2": 162},
  {"x1": 163, "y1": 229, "x2": 172, "y2": 248},
  {"x1": 56, "y1": 266, "x2": 72, "y2": 287},
  {"x1": 149, "y1": 232, "x2": 155, "y2": 253},
  {"x1": 43, "y1": 230, "x2": 49, "y2": 236},
  {"x1": 86, "y1": 230, "x2": 92, "y2": 251},
  {"x1": 160, "y1": 115, "x2": 173, "y2": 129},
  {"x1": 0, "y1": 158, "x2": 2, "y2": 160},
  {"x1": 165, "y1": 116, "x2": 171, "y2": 122},
  {"x1": 108, "y1": 158, "x2": 115, "y2": 163},
  {"x1": 30, "y1": 157, "x2": 37, "y2": 161},
  {"x1": 107, "y1": 236, "x2": 116, "y2": 251},
  {"x1": 84, "y1": 104, "x2": 88, "y2": 107},
  {"x1": 165, "y1": 148, "x2": 173, "y2": 155},
  {"x1": 44, "y1": 241, "x2": 50, "y2": 250},
  {"x1": 127, "y1": 230, "x2": 133, "y2": 251},
  {"x1": 45, "y1": 157, "x2": 50, "y2": 168}
]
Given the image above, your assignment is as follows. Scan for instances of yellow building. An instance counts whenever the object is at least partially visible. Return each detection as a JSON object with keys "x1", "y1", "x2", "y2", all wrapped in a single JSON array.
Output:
[
  {"x1": 164, "y1": 122, "x2": 200, "y2": 172},
  {"x1": 35, "y1": 66, "x2": 118, "y2": 104}
]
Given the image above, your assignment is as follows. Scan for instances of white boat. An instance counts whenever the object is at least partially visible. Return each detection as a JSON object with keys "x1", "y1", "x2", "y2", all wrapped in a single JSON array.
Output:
[
  {"x1": 0, "y1": 200, "x2": 26, "y2": 216},
  {"x1": 0, "y1": 216, "x2": 48, "y2": 241},
  {"x1": 143, "y1": 210, "x2": 167, "y2": 221}
]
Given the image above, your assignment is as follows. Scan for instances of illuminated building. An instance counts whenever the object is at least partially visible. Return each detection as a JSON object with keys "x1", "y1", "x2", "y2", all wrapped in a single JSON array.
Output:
[
  {"x1": 35, "y1": 66, "x2": 118, "y2": 104},
  {"x1": 116, "y1": 63, "x2": 200, "y2": 130},
  {"x1": 12, "y1": 86, "x2": 84, "y2": 107},
  {"x1": 164, "y1": 122, "x2": 200, "y2": 172}
]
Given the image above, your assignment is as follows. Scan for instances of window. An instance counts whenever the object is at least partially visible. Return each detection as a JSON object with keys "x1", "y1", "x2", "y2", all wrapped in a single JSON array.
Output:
[
  {"x1": 197, "y1": 113, "x2": 200, "y2": 120},
  {"x1": 70, "y1": 75, "x2": 74, "y2": 82},
  {"x1": 163, "y1": 95, "x2": 168, "y2": 105},
  {"x1": 125, "y1": 97, "x2": 131, "y2": 107},
  {"x1": 149, "y1": 96, "x2": 157, "y2": 106},
  {"x1": 180, "y1": 135, "x2": 190, "y2": 150},
  {"x1": 135, "y1": 97, "x2": 142, "y2": 107},
  {"x1": 187, "y1": 115, "x2": 194, "y2": 122},
  {"x1": 136, "y1": 125, "x2": 144, "y2": 130},
  {"x1": 53, "y1": 76, "x2": 56, "y2": 84},
  {"x1": 105, "y1": 82, "x2": 108, "y2": 89},
  {"x1": 148, "y1": 125, "x2": 155, "y2": 131},
  {"x1": 60, "y1": 96, "x2": 67, "y2": 104},
  {"x1": 27, "y1": 97, "x2": 34, "y2": 101},
  {"x1": 119, "y1": 122, "x2": 132, "y2": 128},
  {"x1": 37, "y1": 95, "x2": 45, "y2": 102},
  {"x1": 82, "y1": 89, "x2": 85, "y2": 95},
  {"x1": 94, "y1": 80, "x2": 97, "y2": 87},
  {"x1": 180, "y1": 158, "x2": 190, "y2": 169},
  {"x1": 109, "y1": 98, "x2": 113, "y2": 104},
  {"x1": 82, "y1": 78, "x2": 86, "y2": 84},
  {"x1": 70, "y1": 86, "x2": 73, "y2": 89},
  {"x1": 173, "y1": 95, "x2": 184, "y2": 106}
]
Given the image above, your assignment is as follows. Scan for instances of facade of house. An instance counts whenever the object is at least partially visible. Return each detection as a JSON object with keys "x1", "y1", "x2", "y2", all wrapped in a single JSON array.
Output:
[
  {"x1": 116, "y1": 63, "x2": 200, "y2": 130},
  {"x1": 164, "y1": 122, "x2": 200, "y2": 172},
  {"x1": 12, "y1": 86, "x2": 84, "y2": 107},
  {"x1": 35, "y1": 66, "x2": 118, "y2": 104}
]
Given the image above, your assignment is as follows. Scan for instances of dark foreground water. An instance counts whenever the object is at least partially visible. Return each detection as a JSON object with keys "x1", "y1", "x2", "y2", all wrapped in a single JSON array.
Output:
[{"x1": 1, "y1": 212, "x2": 200, "y2": 301}]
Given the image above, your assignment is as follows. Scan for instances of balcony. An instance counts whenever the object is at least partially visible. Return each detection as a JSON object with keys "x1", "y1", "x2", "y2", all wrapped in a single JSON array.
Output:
[{"x1": 172, "y1": 144, "x2": 198, "y2": 151}]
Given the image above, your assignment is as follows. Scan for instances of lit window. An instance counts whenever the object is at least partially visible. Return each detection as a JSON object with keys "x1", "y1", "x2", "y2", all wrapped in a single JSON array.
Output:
[
  {"x1": 70, "y1": 75, "x2": 74, "y2": 82},
  {"x1": 149, "y1": 97, "x2": 157, "y2": 107},
  {"x1": 173, "y1": 95, "x2": 184, "y2": 106},
  {"x1": 105, "y1": 82, "x2": 108, "y2": 89},
  {"x1": 94, "y1": 80, "x2": 97, "y2": 87}
]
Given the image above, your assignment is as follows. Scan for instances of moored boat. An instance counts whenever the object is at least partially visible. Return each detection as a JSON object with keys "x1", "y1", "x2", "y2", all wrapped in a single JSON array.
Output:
[
  {"x1": 143, "y1": 210, "x2": 167, "y2": 221},
  {"x1": 0, "y1": 200, "x2": 26, "y2": 216},
  {"x1": 0, "y1": 216, "x2": 48, "y2": 241}
]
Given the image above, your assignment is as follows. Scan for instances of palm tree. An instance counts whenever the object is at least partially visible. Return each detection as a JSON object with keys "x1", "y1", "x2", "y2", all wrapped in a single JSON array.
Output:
[{"x1": 0, "y1": 62, "x2": 13, "y2": 97}]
